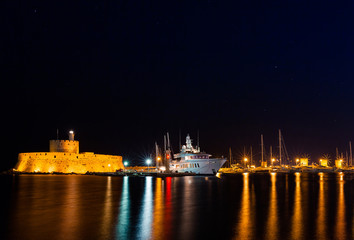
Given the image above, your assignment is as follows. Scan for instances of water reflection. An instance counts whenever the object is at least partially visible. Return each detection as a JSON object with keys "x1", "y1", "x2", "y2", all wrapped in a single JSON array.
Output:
[
  {"x1": 164, "y1": 177, "x2": 173, "y2": 239},
  {"x1": 2, "y1": 173, "x2": 352, "y2": 240},
  {"x1": 266, "y1": 173, "x2": 278, "y2": 240},
  {"x1": 117, "y1": 176, "x2": 130, "y2": 239},
  {"x1": 101, "y1": 177, "x2": 112, "y2": 238},
  {"x1": 234, "y1": 172, "x2": 254, "y2": 239},
  {"x1": 180, "y1": 177, "x2": 195, "y2": 238},
  {"x1": 59, "y1": 176, "x2": 80, "y2": 239},
  {"x1": 291, "y1": 172, "x2": 303, "y2": 240},
  {"x1": 335, "y1": 173, "x2": 346, "y2": 239},
  {"x1": 316, "y1": 173, "x2": 326, "y2": 239},
  {"x1": 151, "y1": 178, "x2": 164, "y2": 239},
  {"x1": 138, "y1": 177, "x2": 153, "y2": 239}
]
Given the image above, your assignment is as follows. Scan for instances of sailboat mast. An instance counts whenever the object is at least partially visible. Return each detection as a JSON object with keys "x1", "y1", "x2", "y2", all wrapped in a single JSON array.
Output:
[
  {"x1": 349, "y1": 141, "x2": 352, "y2": 166},
  {"x1": 155, "y1": 142, "x2": 159, "y2": 168},
  {"x1": 261, "y1": 134, "x2": 264, "y2": 164},
  {"x1": 250, "y1": 146, "x2": 253, "y2": 166},
  {"x1": 279, "y1": 129, "x2": 282, "y2": 166}
]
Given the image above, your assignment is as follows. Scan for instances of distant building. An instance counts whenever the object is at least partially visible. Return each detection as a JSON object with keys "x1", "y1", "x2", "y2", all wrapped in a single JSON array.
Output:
[
  {"x1": 335, "y1": 159, "x2": 343, "y2": 169},
  {"x1": 15, "y1": 131, "x2": 123, "y2": 173},
  {"x1": 300, "y1": 158, "x2": 308, "y2": 166},
  {"x1": 319, "y1": 159, "x2": 328, "y2": 167}
]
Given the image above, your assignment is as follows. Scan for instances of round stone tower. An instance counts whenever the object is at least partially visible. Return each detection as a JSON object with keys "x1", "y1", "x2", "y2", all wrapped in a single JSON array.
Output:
[{"x1": 49, "y1": 130, "x2": 79, "y2": 154}]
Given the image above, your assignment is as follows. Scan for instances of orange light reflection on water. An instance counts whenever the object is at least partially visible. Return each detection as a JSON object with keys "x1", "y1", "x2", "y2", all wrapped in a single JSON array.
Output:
[
  {"x1": 291, "y1": 172, "x2": 303, "y2": 240},
  {"x1": 234, "y1": 172, "x2": 254, "y2": 239},
  {"x1": 101, "y1": 176, "x2": 112, "y2": 238},
  {"x1": 60, "y1": 176, "x2": 79, "y2": 240},
  {"x1": 266, "y1": 172, "x2": 278, "y2": 240},
  {"x1": 316, "y1": 173, "x2": 326, "y2": 239},
  {"x1": 151, "y1": 178, "x2": 164, "y2": 239},
  {"x1": 335, "y1": 174, "x2": 346, "y2": 239}
]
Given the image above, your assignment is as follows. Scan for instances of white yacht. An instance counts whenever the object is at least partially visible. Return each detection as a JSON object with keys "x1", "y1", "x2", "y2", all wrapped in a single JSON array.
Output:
[{"x1": 170, "y1": 134, "x2": 226, "y2": 175}]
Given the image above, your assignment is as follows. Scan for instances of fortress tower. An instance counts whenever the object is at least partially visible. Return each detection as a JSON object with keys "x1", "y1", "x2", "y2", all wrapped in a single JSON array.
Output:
[
  {"x1": 15, "y1": 130, "x2": 124, "y2": 173},
  {"x1": 49, "y1": 131, "x2": 79, "y2": 154}
]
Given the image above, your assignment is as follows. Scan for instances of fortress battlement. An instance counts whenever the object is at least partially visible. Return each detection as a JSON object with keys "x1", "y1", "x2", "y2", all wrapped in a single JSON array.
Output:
[{"x1": 15, "y1": 131, "x2": 123, "y2": 173}]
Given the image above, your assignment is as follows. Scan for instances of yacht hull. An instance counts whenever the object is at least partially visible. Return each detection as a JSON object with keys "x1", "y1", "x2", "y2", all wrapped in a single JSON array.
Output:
[{"x1": 170, "y1": 158, "x2": 226, "y2": 175}]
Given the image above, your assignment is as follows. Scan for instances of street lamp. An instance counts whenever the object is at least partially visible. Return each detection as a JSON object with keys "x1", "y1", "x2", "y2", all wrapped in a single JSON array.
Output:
[
  {"x1": 123, "y1": 161, "x2": 128, "y2": 173},
  {"x1": 146, "y1": 159, "x2": 152, "y2": 172},
  {"x1": 244, "y1": 158, "x2": 248, "y2": 168},
  {"x1": 272, "y1": 158, "x2": 275, "y2": 166},
  {"x1": 296, "y1": 158, "x2": 299, "y2": 166}
]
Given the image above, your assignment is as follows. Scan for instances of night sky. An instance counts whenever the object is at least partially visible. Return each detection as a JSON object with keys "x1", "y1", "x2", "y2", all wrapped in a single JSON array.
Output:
[{"x1": 2, "y1": 1, "x2": 354, "y2": 170}]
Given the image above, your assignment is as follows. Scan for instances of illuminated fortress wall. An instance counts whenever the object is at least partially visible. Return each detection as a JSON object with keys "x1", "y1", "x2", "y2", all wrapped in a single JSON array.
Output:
[
  {"x1": 15, "y1": 134, "x2": 124, "y2": 173},
  {"x1": 15, "y1": 152, "x2": 124, "y2": 173},
  {"x1": 49, "y1": 140, "x2": 79, "y2": 154}
]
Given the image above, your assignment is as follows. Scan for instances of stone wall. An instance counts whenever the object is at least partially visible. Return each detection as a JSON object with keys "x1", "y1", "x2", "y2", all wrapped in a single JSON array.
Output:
[
  {"x1": 49, "y1": 140, "x2": 79, "y2": 154},
  {"x1": 15, "y1": 152, "x2": 124, "y2": 173}
]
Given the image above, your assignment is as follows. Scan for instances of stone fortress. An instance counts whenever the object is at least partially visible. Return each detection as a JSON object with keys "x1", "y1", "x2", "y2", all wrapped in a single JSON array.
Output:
[{"x1": 15, "y1": 131, "x2": 124, "y2": 173}]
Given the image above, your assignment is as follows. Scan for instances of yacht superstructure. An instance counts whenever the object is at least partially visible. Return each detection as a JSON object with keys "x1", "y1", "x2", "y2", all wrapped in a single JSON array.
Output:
[{"x1": 170, "y1": 134, "x2": 226, "y2": 175}]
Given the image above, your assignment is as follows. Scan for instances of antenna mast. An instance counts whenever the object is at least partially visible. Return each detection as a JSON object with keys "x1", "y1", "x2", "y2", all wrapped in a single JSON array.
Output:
[
  {"x1": 279, "y1": 129, "x2": 282, "y2": 166},
  {"x1": 179, "y1": 129, "x2": 181, "y2": 151},
  {"x1": 197, "y1": 130, "x2": 200, "y2": 151},
  {"x1": 261, "y1": 134, "x2": 264, "y2": 165},
  {"x1": 350, "y1": 141, "x2": 352, "y2": 166},
  {"x1": 155, "y1": 142, "x2": 159, "y2": 169}
]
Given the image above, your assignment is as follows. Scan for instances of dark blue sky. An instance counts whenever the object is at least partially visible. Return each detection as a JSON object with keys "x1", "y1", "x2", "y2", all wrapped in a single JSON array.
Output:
[{"x1": 2, "y1": 0, "x2": 354, "y2": 169}]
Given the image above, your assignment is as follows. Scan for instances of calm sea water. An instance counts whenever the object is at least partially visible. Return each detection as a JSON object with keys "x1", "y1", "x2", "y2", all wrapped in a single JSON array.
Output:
[{"x1": 0, "y1": 173, "x2": 352, "y2": 240}]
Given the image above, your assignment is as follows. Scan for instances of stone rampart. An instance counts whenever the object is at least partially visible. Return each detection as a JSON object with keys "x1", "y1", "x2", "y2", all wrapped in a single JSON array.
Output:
[{"x1": 15, "y1": 152, "x2": 124, "y2": 173}]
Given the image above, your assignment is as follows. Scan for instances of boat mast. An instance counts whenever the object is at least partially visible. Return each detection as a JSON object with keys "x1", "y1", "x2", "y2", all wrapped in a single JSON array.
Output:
[
  {"x1": 197, "y1": 130, "x2": 200, "y2": 152},
  {"x1": 349, "y1": 141, "x2": 352, "y2": 166},
  {"x1": 166, "y1": 132, "x2": 171, "y2": 172},
  {"x1": 250, "y1": 146, "x2": 253, "y2": 166},
  {"x1": 261, "y1": 134, "x2": 264, "y2": 166},
  {"x1": 229, "y1": 147, "x2": 232, "y2": 167},
  {"x1": 279, "y1": 129, "x2": 282, "y2": 166},
  {"x1": 179, "y1": 129, "x2": 181, "y2": 151},
  {"x1": 155, "y1": 142, "x2": 159, "y2": 168}
]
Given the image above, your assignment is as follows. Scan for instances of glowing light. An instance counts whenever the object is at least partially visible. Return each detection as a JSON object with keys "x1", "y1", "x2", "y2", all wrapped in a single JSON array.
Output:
[
  {"x1": 108, "y1": 164, "x2": 111, "y2": 167},
  {"x1": 157, "y1": 157, "x2": 161, "y2": 161},
  {"x1": 318, "y1": 172, "x2": 324, "y2": 181},
  {"x1": 146, "y1": 159, "x2": 152, "y2": 165},
  {"x1": 69, "y1": 130, "x2": 74, "y2": 134},
  {"x1": 244, "y1": 158, "x2": 248, "y2": 162},
  {"x1": 123, "y1": 161, "x2": 129, "y2": 166}
]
